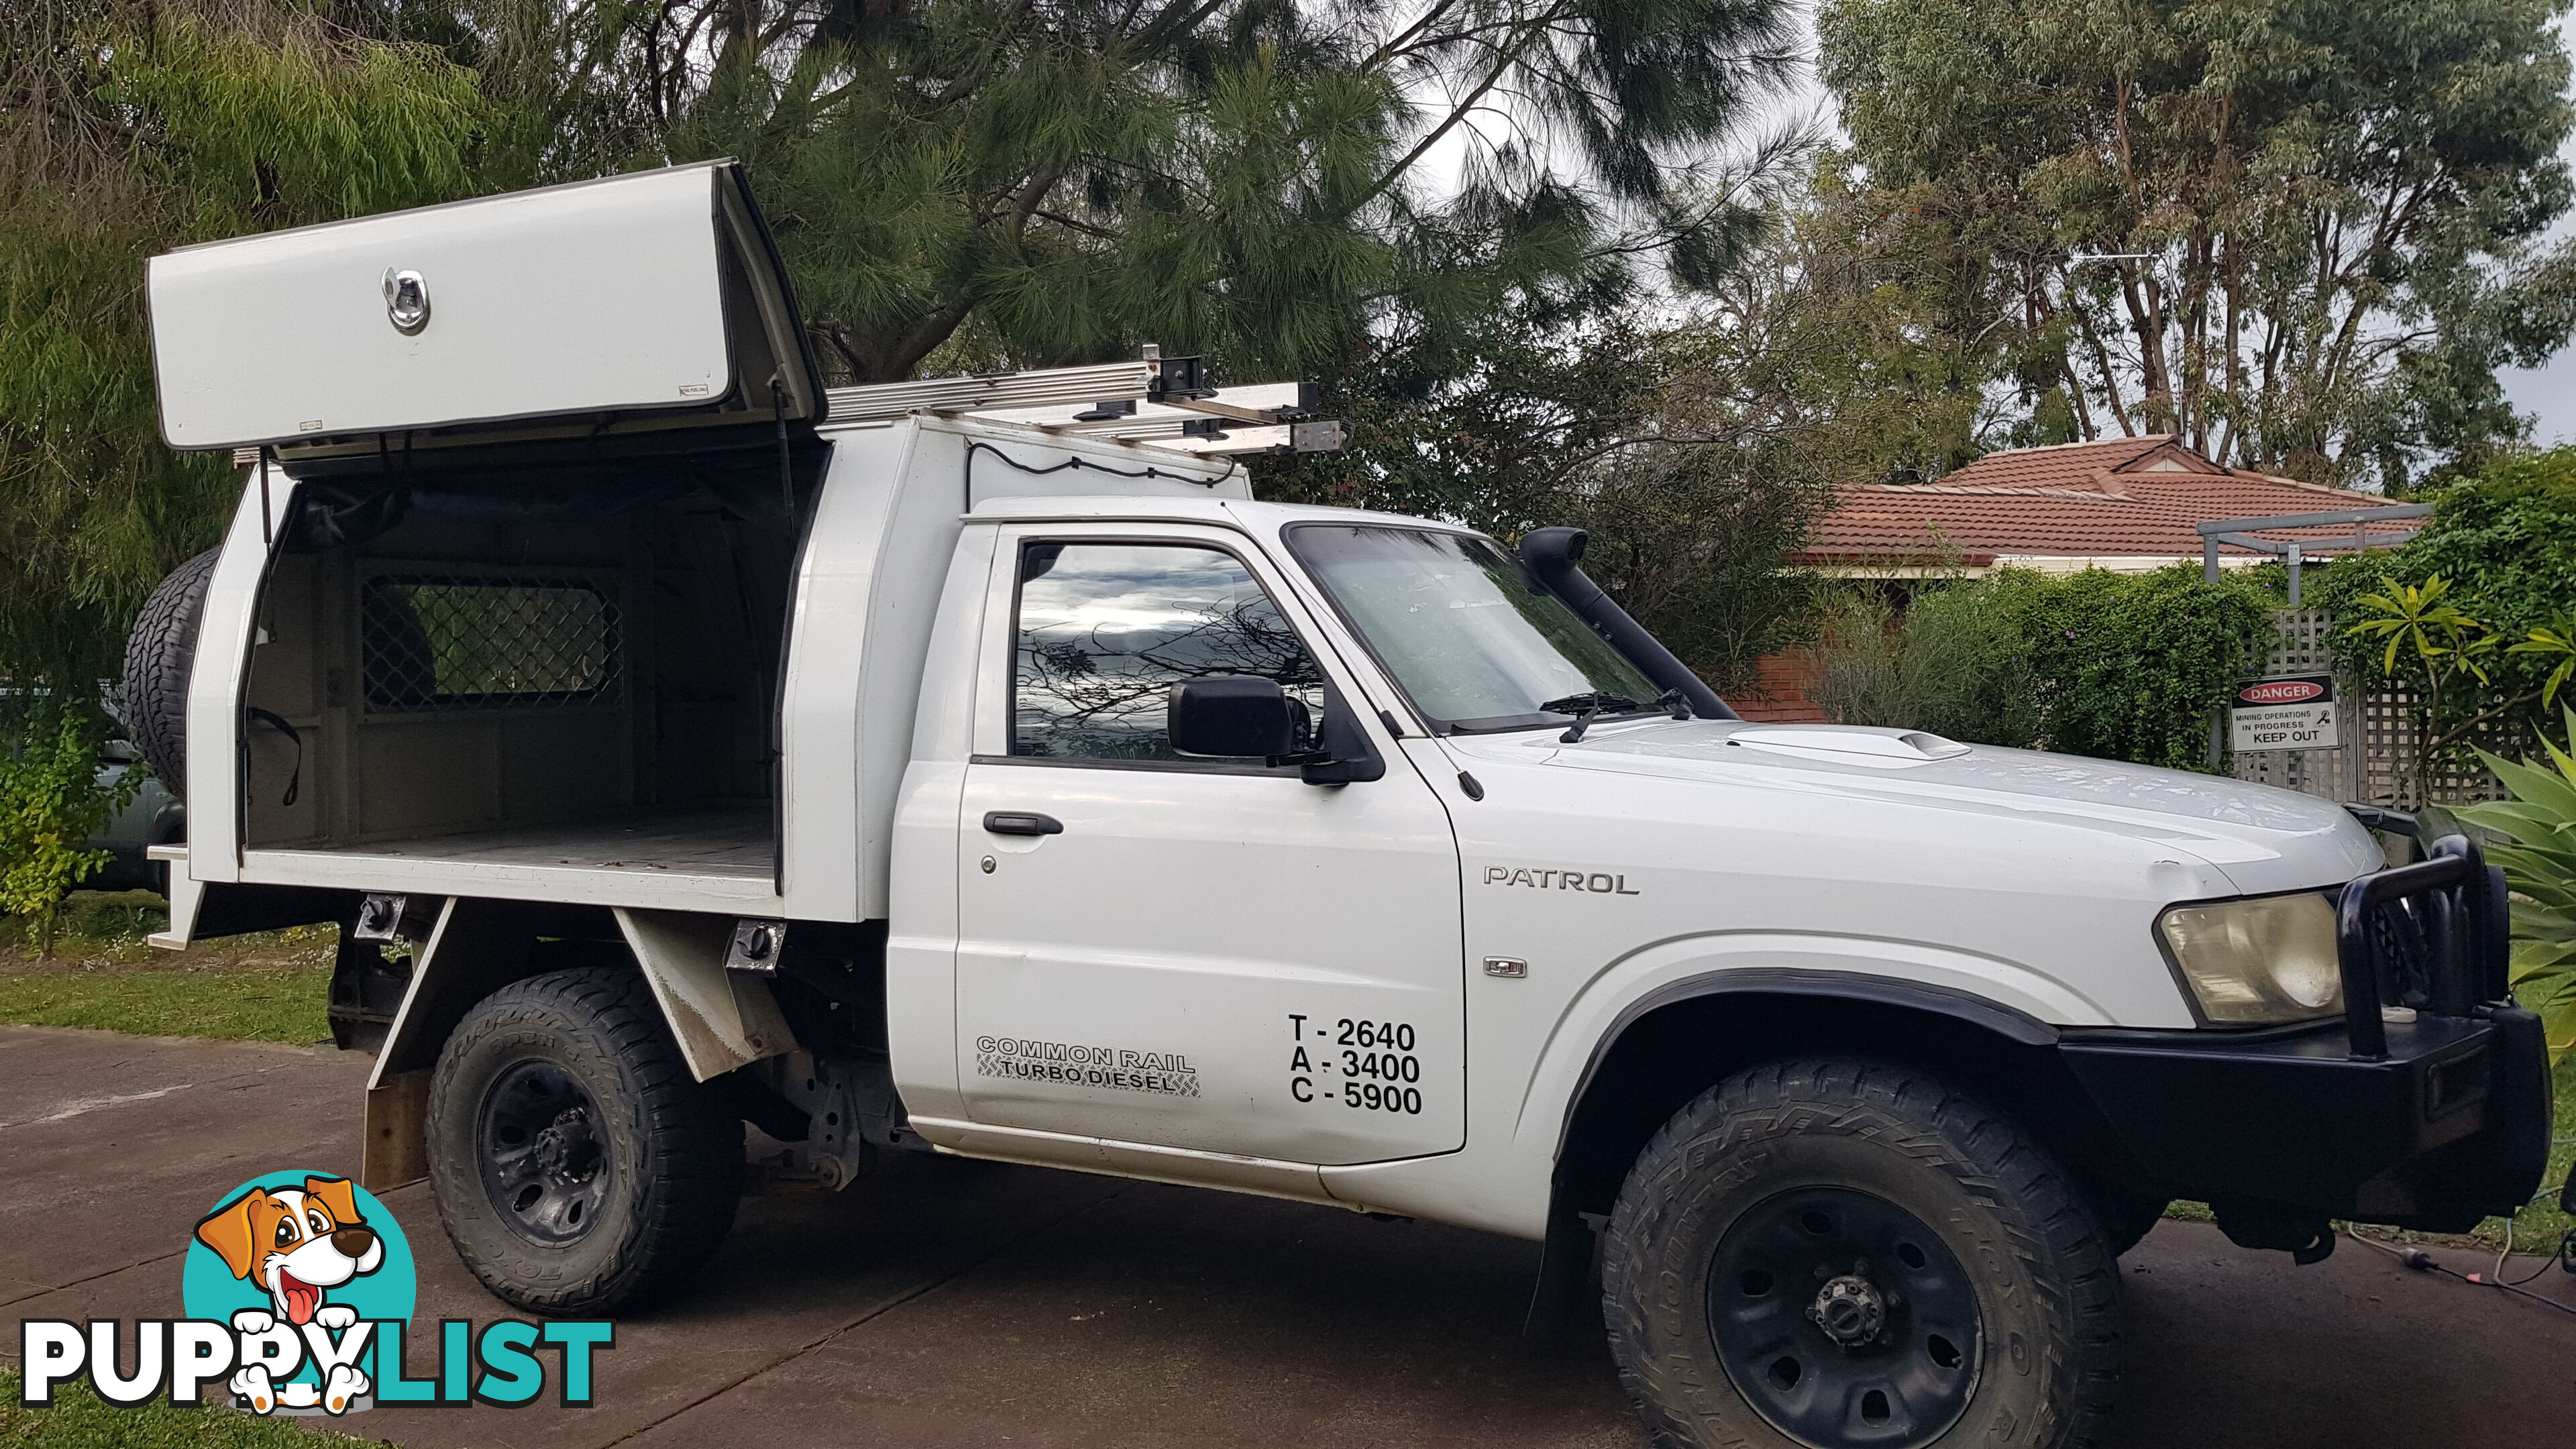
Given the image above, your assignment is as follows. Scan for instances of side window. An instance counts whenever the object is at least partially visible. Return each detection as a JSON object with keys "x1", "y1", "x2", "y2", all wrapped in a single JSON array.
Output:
[
  {"x1": 362, "y1": 576, "x2": 621, "y2": 712},
  {"x1": 1012, "y1": 541, "x2": 1326, "y2": 763}
]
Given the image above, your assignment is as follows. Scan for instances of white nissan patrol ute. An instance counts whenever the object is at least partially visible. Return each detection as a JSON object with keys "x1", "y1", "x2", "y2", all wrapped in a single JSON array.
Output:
[{"x1": 124, "y1": 162, "x2": 2555, "y2": 1449}]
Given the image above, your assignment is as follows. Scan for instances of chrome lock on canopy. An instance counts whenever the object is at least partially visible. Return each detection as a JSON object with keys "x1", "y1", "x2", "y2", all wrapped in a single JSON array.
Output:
[{"x1": 381, "y1": 268, "x2": 430, "y2": 334}]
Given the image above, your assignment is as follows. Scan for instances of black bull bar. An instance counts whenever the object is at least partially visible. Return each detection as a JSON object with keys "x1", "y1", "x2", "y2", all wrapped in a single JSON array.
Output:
[
  {"x1": 2062, "y1": 826, "x2": 2555, "y2": 1236},
  {"x1": 2336, "y1": 831, "x2": 2510, "y2": 1060}
]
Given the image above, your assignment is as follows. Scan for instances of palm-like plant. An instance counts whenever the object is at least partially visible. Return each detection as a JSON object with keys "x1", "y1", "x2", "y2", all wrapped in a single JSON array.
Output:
[
  {"x1": 2508, "y1": 614, "x2": 2576, "y2": 709},
  {"x1": 2347, "y1": 576, "x2": 2502, "y2": 804},
  {"x1": 2458, "y1": 706, "x2": 2576, "y2": 1060}
]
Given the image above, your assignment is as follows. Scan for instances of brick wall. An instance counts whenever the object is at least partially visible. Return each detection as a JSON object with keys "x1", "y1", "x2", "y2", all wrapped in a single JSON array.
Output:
[{"x1": 1730, "y1": 651, "x2": 1829, "y2": 722}]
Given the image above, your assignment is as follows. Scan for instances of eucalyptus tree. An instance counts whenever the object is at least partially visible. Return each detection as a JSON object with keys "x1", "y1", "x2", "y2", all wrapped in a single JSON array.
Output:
[{"x1": 1819, "y1": 0, "x2": 2576, "y2": 489}]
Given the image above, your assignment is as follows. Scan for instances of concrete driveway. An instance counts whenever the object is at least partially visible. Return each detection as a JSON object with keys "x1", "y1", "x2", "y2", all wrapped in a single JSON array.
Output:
[{"x1": 3, "y1": 1024, "x2": 2569, "y2": 1447}]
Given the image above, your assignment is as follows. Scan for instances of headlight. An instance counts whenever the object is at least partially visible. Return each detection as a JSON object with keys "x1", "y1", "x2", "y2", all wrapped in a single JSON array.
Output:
[{"x1": 2157, "y1": 893, "x2": 2343, "y2": 1024}]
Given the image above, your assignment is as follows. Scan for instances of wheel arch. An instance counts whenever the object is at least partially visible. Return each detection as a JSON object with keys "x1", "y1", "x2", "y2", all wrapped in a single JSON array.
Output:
[
  {"x1": 362, "y1": 898, "x2": 627, "y2": 1191},
  {"x1": 362, "y1": 897, "x2": 808, "y2": 1191},
  {"x1": 1527, "y1": 971, "x2": 2149, "y2": 1334},
  {"x1": 368, "y1": 899, "x2": 622, "y2": 1083}
]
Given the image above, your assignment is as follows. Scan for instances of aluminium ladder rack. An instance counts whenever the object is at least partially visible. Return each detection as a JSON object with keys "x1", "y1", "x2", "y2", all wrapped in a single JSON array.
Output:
[
  {"x1": 822, "y1": 353, "x2": 1346, "y2": 459},
  {"x1": 229, "y1": 356, "x2": 1349, "y2": 467}
]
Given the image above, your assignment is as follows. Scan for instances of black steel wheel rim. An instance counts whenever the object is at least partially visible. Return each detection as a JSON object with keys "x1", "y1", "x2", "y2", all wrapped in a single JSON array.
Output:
[
  {"x1": 477, "y1": 1059, "x2": 612, "y2": 1246},
  {"x1": 1707, "y1": 1186, "x2": 1983, "y2": 1448}
]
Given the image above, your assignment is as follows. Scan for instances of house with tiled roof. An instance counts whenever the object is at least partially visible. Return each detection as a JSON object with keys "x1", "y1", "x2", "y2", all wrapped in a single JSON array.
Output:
[
  {"x1": 1792, "y1": 435, "x2": 2410, "y2": 576},
  {"x1": 1737, "y1": 436, "x2": 2408, "y2": 721}
]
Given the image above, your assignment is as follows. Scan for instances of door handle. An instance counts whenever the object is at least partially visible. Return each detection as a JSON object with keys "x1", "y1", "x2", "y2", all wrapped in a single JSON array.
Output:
[{"x1": 983, "y1": 811, "x2": 1064, "y2": 837}]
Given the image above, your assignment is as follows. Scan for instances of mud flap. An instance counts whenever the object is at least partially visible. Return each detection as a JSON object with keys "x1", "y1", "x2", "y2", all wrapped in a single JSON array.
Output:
[
  {"x1": 612, "y1": 908, "x2": 798, "y2": 1081},
  {"x1": 1524, "y1": 1199, "x2": 1602, "y2": 1338},
  {"x1": 360, "y1": 899, "x2": 796, "y2": 1184},
  {"x1": 362, "y1": 898, "x2": 544, "y2": 1190},
  {"x1": 362, "y1": 1071, "x2": 431, "y2": 1193}
]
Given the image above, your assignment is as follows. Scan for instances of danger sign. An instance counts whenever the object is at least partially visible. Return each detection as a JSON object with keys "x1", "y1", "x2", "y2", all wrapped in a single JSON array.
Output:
[{"x1": 2231, "y1": 674, "x2": 2339, "y2": 752}]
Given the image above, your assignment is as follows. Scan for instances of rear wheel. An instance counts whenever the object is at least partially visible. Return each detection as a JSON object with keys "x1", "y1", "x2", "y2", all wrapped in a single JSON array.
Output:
[
  {"x1": 1603, "y1": 1058, "x2": 2119, "y2": 1449},
  {"x1": 427, "y1": 967, "x2": 742, "y2": 1314}
]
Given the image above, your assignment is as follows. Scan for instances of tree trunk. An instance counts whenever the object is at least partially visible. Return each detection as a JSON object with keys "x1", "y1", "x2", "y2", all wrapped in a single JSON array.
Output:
[{"x1": 2118, "y1": 268, "x2": 2173, "y2": 433}]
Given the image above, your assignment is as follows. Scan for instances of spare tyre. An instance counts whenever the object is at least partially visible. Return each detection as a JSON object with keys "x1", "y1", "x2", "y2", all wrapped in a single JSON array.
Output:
[{"x1": 119, "y1": 548, "x2": 221, "y2": 801}]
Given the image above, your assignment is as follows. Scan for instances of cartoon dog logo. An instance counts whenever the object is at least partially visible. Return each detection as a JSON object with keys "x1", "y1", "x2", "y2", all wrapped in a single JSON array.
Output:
[{"x1": 193, "y1": 1175, "x2": 384, "y2": 1413}]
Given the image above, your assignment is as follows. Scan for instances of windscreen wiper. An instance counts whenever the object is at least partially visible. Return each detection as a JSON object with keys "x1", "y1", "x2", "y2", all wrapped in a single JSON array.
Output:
[
  {"x1": 1542, "y1": 692, "x2": 1638, "y2": 744},
  {"x1": 1540, "y1": 692, "x2": 1639, "y2": 716}
]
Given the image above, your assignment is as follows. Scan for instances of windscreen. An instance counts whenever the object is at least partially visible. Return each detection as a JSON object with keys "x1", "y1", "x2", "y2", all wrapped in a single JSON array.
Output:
[{"x1": 1287, "y1": 524, "x2": 1660, "y2": 731}]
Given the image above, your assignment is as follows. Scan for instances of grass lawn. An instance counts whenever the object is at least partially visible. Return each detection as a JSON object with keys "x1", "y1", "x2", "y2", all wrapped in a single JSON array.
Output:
[
  {"x1": 0, "y1": 964, "x2": 334, "y2": 1043},
  {"x1": 0, "y1": 1368, "x2": 369, "y2": 1448},
  {"x1": 0, "y1": 891, "x2": 335, "y2": 1044}
]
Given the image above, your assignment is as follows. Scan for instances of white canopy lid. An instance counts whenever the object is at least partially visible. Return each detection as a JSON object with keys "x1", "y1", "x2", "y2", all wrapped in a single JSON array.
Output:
[{"x1": 148, "y1": 161, "x2": 820, "y2": 451}]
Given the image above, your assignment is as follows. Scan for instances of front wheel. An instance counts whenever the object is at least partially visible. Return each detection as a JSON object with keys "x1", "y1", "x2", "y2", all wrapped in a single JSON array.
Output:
[
  {"x1": 427, "y1": 967, "x2": 743, "y2": 1315},
  {"x1": 1603, "y1": 1059, "x2": 2119, "y2": 1449}
]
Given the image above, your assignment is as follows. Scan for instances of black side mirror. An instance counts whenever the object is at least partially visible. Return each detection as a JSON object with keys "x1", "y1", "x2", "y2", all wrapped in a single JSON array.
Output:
[
  {"x1": 1297, "y1": 686, "x2": 1386, "y2": 784},
  {"x1": 1169, "y1": 677, "x2": 1297, "y2": 759}
]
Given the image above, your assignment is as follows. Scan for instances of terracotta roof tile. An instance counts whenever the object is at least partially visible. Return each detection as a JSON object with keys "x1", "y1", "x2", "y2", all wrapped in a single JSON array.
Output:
[
  {"x1": 1799, "y1": 438, "x2": 2410, "y2": 562},
  {"x1": 1936, "y1": 435, "x2": 2179, "y2": 490}
]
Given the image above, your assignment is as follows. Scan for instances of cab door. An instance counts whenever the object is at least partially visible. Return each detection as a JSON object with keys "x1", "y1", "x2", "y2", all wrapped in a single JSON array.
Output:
[{"x1": 952, "y1": 523, "x2": 1463, "y2": 1165}]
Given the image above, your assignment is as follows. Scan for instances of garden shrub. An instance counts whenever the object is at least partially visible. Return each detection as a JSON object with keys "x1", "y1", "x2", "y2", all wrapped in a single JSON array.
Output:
[
  {"x1": 1813, "y1": 565, "x2": 2274, "y2": 770},
  {"x1": 2303, "y1": 447, "x2": 2576, "y2": 786},
  {"x1": 1811, "y1": 583, "x2": 2042, "y2": 747},
  {"x1": 2457, "y1": 705, "x2": 2576, "y2": 1059},
  {"x1": 2309, "y1": 447, "x2": 2576, "y2": 704},
  {"x1": 0, "y1": 712, "x2": 137, "y2": 958}
]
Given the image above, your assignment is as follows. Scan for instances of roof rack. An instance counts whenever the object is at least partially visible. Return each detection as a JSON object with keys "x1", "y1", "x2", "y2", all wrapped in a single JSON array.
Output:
[
  {"x1": 228, "y1": 350, "x2": 1346, "y2": 468},
  {"x1": 825, "y1": 361, "x2": 1153, "y2": 421},
  {"x1": 822, "y1": 347, "x2": 1346, "y2": 459}
]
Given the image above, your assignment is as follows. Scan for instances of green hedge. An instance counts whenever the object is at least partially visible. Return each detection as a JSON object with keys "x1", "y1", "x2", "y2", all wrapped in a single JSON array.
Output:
[
  {"x1": 1816, "y1": 564, "x2": 2275, "y2": 770},
  {"x1": 2310, "y1": 447, "x2": 2576, "y2": 710}
]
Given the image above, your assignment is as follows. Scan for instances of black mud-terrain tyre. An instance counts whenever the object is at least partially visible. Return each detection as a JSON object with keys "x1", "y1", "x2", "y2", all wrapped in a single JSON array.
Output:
[
  {"x1": 428, "y1": 967, "x2": 743, "y2": 1315},
  {"x1": 1603, "y1": 1059, "x2": 2119, "y2": 1449},
  {"x1": 118, "y1": 548, "x2": 221, "y2": 798}
]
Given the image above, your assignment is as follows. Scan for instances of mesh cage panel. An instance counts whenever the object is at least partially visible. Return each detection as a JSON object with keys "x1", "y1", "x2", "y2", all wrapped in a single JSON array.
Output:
[
  {"x1": 362, "y1": 576, "x2": 621, "y2": 712},
  {"x1": 2231, "y1": 606, "x2": 2508, "y2": 807}
]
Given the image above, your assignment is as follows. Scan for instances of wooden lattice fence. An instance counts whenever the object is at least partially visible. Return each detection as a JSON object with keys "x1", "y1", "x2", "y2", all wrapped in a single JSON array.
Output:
[{"x1": 2229, "y1": 609, "x2": 2506, "y2": 808}]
